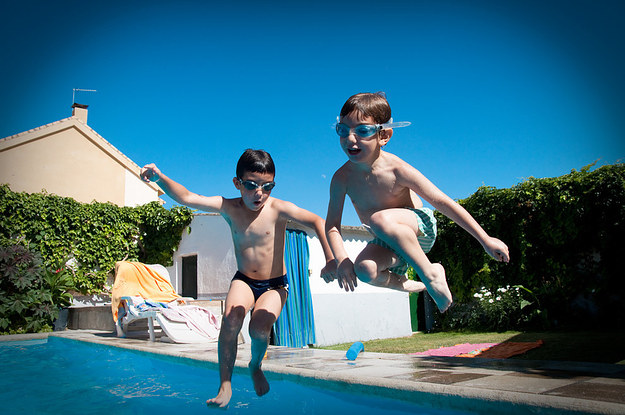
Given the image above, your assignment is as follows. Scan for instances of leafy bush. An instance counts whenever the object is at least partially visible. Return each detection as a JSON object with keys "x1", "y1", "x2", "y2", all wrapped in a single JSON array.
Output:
[
  {"x1": 427, "y1": 162, "x2": 625, "y2": 329},
  {"x1": 0, "y1": 185, "x2": 193, "y2": 293},
  {"x1": 439, "y1": 285, "x2": 545, "y2": 332},
  {"x1": 0, "y1": 238, "x2": 73, "y2": 334}
]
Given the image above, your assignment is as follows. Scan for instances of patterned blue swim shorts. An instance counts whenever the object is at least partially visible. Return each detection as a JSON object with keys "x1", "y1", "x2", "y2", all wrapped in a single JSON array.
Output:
[{"x1": 367, "y1": 207, "x2": 437, "y2": 276}]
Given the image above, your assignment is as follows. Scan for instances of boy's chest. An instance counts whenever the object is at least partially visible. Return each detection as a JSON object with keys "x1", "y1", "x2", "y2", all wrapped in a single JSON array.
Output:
[
  {"x1": 348, "y1": 170, "x2": 400, "y2": 197},
  {"x1": 228, "y1": 211, "x2": 283, "y2": 244},
  {"x1": 346, "y1": 171, "x2": 409, "y2": 208}
]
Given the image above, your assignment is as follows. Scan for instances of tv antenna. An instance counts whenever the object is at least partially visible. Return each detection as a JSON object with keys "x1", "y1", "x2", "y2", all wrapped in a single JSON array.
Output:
[{"x1": 72, "y1": 88, "x2": 97, "y2": 104}]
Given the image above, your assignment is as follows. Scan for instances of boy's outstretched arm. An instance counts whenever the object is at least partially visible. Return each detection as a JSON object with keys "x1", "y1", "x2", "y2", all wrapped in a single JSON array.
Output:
[
  {"x1": 140, "y1": 163, "x2": 223, "y2": 213},
  {"x1": 277, "y1": 201, "x2": 336, "y2": 282},
  {"x1": 401, "y1": 166, "x2": 510, "y2": 263},
  {"x1": 435, "y1": 195, "x2": 509, "y2": 262},
  {"x1": 325, "y1": 174, "x2": 357, "y2": 292}
]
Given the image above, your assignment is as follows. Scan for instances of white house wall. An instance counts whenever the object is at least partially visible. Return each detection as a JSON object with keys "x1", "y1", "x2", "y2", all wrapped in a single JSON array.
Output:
[
  {"x1": 170, "y1": 214, "x2": 413, "y2": 346},
  {"x1": 124, "y1": 170, "x2": 160, "y2": 207},
  {"x1": 306, "y1": 231, "x2": 413, "y2": 346},
  {"x1": 167, "y1": 214, "x2": 237, "y2": 297}
]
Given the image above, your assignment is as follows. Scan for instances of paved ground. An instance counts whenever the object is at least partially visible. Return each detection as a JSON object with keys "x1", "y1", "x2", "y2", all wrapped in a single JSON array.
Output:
[{"x1": 3, "y1": 329, "x2": 625, "y2": 414}]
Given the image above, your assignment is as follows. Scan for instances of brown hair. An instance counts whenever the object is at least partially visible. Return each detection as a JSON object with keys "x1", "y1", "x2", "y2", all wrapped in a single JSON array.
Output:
[
  {"x1": 339, "y1": 92, "x2": 392, "y2": 124},
  {"x1": 236, "y1": 149, "x2": 275, "y2": 179}
]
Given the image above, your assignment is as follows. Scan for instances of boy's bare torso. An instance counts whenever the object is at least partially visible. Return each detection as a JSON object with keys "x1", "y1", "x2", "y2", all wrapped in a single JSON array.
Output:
[
  {"x1": 336, "y1": 151, "x2": 420, "y2": 225},
  {"x1": 221, "y1": 197, "x2": 288, "y2": 280}
]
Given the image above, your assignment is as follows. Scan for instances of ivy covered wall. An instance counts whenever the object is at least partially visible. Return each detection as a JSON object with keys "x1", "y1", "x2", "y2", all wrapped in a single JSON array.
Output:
[{"x1": 0, "y1": 184, "x2": 193, "y2": 293}]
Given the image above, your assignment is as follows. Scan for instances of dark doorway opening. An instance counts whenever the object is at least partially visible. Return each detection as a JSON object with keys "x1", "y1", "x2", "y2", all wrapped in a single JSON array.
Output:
[{"x1": 182, "y1": 255, "x2": 198, "y2": 299}]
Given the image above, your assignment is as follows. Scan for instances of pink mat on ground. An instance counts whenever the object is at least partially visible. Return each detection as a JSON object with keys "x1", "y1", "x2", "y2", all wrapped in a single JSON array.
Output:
[
  {"x1": 412, "y1": 343, "x2": 497, "y2": 357},
  {"x1": 412, "y1": 340, "x2": 544, "y2": 358}
]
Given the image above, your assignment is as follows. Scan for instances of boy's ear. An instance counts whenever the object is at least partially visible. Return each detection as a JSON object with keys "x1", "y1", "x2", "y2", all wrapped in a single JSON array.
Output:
[
  {"x1": 233, "y1": 177, "x2": 241, "y2": 189},
  {"x1": 379, "y1": 129, "x2": 393, "y2": 146}
]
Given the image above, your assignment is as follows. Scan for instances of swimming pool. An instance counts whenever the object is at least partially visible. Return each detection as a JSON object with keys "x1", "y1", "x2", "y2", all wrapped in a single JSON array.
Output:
[{"x1": 0, "y1": 337, "x2": 571, "y2": 415}]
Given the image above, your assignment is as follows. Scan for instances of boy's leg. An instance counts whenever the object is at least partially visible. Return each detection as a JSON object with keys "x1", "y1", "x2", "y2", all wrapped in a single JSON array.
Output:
[
  {"x1": 207, "y1": 279, "x2": 255, "y2": 408},
  {"x1": 354, "y1": 243, "x2": 426, "y2": 293},
  {"x1": 247, "y1": 287, "x2": 287, "y2": 397},
  {"x1": 366, "y1": 208, "x2": 452, "y2": 312}
]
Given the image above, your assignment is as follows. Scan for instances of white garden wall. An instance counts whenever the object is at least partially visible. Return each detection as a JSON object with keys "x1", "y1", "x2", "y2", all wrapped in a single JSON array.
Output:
[{"x1": 170, "y1": 214, "x2": 413, "y2": 346}]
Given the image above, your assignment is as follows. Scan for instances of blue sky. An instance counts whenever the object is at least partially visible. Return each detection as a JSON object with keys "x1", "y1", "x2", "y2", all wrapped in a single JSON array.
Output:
[{"x1": 1, "y1": 0, "x2": 623, "y2": 226}]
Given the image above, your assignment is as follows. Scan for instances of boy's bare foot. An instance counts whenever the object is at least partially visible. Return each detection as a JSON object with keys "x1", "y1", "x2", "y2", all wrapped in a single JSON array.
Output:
[
  {"x1": 402, "y1": 278, "x2": 426, "y2": 293},
  {"x1": 249, "y1": 363, "x2": 270, "y2": 397},
  {"x1": 206, "y1": 383, "x2": 232, "y2": 408},
  {"x1": 425, "y1": 263, "x2": 453, "y2": 312}
]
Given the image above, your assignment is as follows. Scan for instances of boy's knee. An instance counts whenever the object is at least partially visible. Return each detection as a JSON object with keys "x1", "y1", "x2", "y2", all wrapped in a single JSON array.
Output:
[
  {"x1": 369, "y1": 211, "x2": 395, "y2": 236},
  {"x1": 353, "y1": 259, "x2": 376, "y2": 283},
  {"x1": 222, "y1": 306, "x2": 246, "y2": 333},
  {"x1": 248, "y1": 309, "x2": 276, "y2": 341},
  {"x1": 248, "y1": 319, "x2": 271, "y2": 341},
  {"x1": 368, "y1": 211, "x2": 386, "y2": 229}
]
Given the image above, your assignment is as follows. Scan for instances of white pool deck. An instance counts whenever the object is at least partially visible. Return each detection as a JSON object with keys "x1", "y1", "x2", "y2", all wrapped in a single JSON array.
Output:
[{"x1": 3, "y1": 330, "x2": 625, "y2": 415}]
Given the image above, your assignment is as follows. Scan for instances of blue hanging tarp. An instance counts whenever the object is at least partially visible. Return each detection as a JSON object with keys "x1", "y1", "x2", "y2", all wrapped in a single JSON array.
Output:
[{"x1": 273, "y1": 229, "x2": 316, "y2": 347}]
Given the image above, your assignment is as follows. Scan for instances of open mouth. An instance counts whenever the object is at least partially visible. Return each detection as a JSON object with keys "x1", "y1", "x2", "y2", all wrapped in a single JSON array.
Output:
[{"x1": 347, "y1": 148, "x2": 361, "y2": 156}]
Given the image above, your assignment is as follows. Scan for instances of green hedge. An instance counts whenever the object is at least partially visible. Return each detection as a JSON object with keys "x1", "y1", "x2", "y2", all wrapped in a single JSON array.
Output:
[
  {"x1": 429, "y1": 163, "x2": 625, "y2": 329},
  {"x1": 0, "y1": 185, "x2": 193, "y2": 293}
]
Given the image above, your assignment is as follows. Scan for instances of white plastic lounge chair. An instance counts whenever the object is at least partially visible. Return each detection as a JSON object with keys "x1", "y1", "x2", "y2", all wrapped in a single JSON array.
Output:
[{"x1": 115, "y1": 264, "x2": 219, "y2": 343}]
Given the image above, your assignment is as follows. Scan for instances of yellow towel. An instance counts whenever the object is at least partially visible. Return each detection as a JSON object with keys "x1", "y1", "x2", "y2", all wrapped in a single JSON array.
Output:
[{"x1": 111, "y1": 261, "x2": 180, "y2": 322}]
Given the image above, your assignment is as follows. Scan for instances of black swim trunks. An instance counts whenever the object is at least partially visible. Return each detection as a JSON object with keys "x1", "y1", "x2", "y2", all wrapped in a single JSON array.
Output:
[{"x1": 232, "y1": 271, "x2": 289, "y2": 301}]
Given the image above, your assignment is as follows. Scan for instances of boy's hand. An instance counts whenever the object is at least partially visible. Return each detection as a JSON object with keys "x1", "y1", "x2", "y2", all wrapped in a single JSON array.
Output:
[
  {"x1": 320, "y1": 260, "x2": 337, "y2": 283},
  {"x1": 336, "y1": 258, "x2": 357, "y2": 292},
  {"x1": 141, "y1": 163, "x2": 161, "y2": 183},
  {"x1": 483, "y1": 237, "x2": 510, "y2": 263}
]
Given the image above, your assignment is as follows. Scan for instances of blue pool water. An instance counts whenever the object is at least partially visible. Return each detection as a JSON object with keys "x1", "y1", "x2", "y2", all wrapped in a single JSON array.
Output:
[{"x1": 0, "y1": 337, "x2": 551, "y2": 415}]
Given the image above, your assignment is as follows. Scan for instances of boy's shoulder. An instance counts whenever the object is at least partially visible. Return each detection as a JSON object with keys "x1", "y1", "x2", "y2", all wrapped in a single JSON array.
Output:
[
  {"x1": 267, "y1": 197, "x2": 300, "y2": 213},
  {"x1": 330, "y1": 161, "x2": 353, "y2": 184}
]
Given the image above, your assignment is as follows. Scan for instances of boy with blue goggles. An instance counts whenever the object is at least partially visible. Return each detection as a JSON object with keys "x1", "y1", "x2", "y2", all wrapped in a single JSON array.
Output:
[
  {"x1": 325, "y1": 92, "x2": 510, "y2": 314},
  {"x1": 335, "y1": 117, "x2": 411, "y2": 139}
]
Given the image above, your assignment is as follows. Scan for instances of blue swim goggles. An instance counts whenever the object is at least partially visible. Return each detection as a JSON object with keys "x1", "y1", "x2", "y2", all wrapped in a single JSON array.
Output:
[
  {"x1": 238, "y1": 178, "x2": 275, "y2": 192},
  {"x1": 335, "y1": 117, "x2": 411, "y2": 139}
]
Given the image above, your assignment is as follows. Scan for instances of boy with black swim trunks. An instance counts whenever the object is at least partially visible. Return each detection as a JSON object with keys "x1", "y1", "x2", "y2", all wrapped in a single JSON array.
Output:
[{"x1": 141, "y1": 149, "x2": 335, "y2": 408}]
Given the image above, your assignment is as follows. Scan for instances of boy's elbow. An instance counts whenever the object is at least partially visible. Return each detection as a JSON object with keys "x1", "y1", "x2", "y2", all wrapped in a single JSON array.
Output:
[
  {"x1": 314, "y1": 217, "x2": 327, "y2": 234},
  {"x1": 173, "y1": 192, "x2": 195, "y2": 207},
  {"x1": 324, "y1": 221, "x2": 334, "y2": 233},
  {"x1": 326, "y1": 224, "x2": 341, "y2": 236},
  {"x1": 325, "y1": 216, "x2": 340, "y2": 233}
]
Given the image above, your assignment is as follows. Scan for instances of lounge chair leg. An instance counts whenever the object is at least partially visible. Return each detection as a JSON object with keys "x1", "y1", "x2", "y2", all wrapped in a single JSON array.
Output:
[
  {"x1": 116, "y1": 304, "x2": 128, "y2": 338},
  {"x1": 116, "y1": 321, "x2": 126, "y2": 338},
  {"x1": 148, "y1": 316, "x2": 155, "y2": 342}
]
